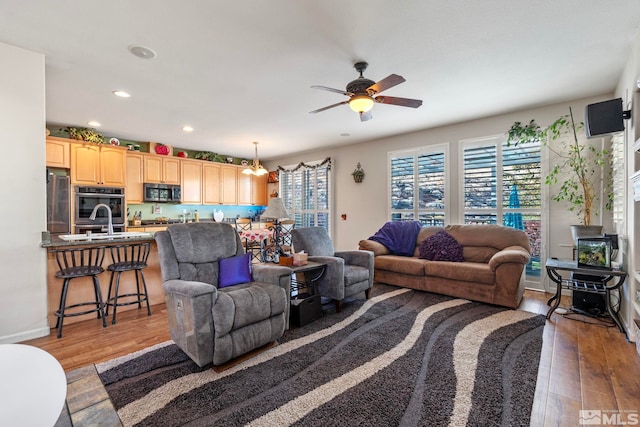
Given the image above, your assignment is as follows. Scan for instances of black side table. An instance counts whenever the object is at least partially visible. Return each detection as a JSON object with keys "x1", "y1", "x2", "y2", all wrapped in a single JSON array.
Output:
[
  {"x1": 545, "y1": 258, "x2": 627, "y2": 334},
  {"x1": 289, "y1": 261, "x2": 326, "y2": 327}
]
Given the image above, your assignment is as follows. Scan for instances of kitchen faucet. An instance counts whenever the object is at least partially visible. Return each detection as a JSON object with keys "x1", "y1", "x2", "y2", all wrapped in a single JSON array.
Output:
[{"x1": 89, "y1": 203, "x2": 114, "y2": 236}]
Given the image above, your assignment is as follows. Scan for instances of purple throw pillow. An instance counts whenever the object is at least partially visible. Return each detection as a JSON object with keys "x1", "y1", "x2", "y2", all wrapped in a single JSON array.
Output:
[
  {"x1": 418, "y1": 231, "x2": 464, "y2": 262},
  {"x1": 218, "y1": 253, "x2": 253, "y2": 288}
]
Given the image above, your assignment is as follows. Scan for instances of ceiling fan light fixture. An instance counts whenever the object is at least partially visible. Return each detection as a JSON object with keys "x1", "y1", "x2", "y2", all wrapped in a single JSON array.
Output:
[
  {"x1": 349, "y1": 95, "x2": 375, "y2": 113},
  {"x1": 242, "y1": 141, "x2": 269, "y2": 176}
]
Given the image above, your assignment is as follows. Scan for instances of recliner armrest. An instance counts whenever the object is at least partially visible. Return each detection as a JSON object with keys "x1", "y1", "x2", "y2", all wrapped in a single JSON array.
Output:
[
  {"x1": 162, "y1": 279, "x2": 218, "y2": 299},
  {"x1": 252, "y1": 264, "x2": 292, "y2": 286},
  {"x1": 335, "y1": 250, "x2": 374, "y2": 268}
]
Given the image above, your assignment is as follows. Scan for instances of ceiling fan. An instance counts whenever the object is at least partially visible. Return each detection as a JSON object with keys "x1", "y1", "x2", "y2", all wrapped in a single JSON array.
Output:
[{"x1": 310, "y1": 61, "x2": 423, "y2": 121}]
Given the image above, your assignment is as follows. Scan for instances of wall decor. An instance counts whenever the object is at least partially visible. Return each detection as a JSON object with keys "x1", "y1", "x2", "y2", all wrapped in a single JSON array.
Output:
[{"x1": 351, "y1": 162, "x2": 365, "y2": 183}]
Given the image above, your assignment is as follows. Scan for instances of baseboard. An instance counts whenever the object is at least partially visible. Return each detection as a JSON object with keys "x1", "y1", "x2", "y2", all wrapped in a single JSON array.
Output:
[{"x1": 0, "y1": 326, "x2": 51, "y2": 344}]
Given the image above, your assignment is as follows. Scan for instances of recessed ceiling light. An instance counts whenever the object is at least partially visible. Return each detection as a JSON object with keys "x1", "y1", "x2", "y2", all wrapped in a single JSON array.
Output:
[
  {"x1": 113, "y1": 90, "x2": 131, "y2": 98},
  {"x1": 87, "y1": 121, "x2": 101, "y2": 127},
  {"x1": 128, "y1": 45, "x2": 156, "y2": 59},
  {"x1": 183, "y1": 126, "x2": 194, "y2": 132}
]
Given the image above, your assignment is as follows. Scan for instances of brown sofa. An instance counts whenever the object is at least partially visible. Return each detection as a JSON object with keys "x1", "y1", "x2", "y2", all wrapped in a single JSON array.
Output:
[{"x1": 358, "y1": 224, "x2": 531, "y2": 308}]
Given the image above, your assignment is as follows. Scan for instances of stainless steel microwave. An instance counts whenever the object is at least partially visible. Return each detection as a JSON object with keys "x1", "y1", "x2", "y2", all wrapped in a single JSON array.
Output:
[{"x1": 143, "y1": 183, "x2": 181, "y2": 203}]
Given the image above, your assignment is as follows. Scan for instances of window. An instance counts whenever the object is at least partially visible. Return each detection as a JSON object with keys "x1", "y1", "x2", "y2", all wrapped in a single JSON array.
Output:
[
  {"x1": 461, "y1": 136, "x2": 542, "y2": 279},
  {"x1": 611, "y1": 134, "x2": 625, "y2": 234},
  {"x1": 278, "y1": 158, "x2": 331, "y2": 232},
  {"x1": 389, "y1": 145, "x2": 448, "y2": 225}
]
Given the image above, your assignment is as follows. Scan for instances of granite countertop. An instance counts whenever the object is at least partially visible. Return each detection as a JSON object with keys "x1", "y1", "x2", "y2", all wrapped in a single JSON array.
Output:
[{"x1": 41, "y1": 234, "x2": 156, "y2": 249}]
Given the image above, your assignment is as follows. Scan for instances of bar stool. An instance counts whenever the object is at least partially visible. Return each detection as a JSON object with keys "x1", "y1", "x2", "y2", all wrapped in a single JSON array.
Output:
[
  {"x1": 52, "y1": 246, "x2": 108, "y2": 338},
  {"x1": 105, "y1": 242, "x2": 152, "y2": 324}
]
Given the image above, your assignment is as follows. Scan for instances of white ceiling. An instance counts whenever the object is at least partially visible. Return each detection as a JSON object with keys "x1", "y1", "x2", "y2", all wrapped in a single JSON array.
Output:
[{"x1": 1, "y1": 1, "x2": 640, "y2": 160}]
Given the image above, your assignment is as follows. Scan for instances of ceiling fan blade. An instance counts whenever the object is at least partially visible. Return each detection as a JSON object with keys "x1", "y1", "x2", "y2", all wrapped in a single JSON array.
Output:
[
  {"x1": 360, "y1": 110, "x2": 373, "y2": 121},
  {"x1": 367, "y1": 74, "x2": 405, "y2": 94},
  {"x1": 310, "y1": 85, "x2": 351, "y2": 96},
  {"x1": 375, "y1": 95, "x2": 423, "y2": 108},
  {"x1": 309, "y1": 100, "x2": 349, "y2": 114}
]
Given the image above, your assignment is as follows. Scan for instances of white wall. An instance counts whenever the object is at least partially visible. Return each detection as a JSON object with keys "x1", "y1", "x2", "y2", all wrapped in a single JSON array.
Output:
[
  {"x1": 267, "y1": 95, "x2": 613, "y2": 256},
  {"x1": 0, "y1": 42, "x2": 49, "y2": 343}
]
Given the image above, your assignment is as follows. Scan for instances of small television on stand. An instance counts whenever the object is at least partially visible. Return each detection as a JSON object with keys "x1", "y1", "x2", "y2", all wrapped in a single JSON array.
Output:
[{"x1": 577, "y1": 237, "x2": 611, "y2": 270}]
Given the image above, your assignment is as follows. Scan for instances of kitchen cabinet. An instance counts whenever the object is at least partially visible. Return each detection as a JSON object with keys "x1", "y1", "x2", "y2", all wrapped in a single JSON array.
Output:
[
  {"x1": 46, "y1": 137, "x2": 70, "y2": 168},
  {"x1": 237, "y1": 170, "x2": 252, "y2": 205},
  {"x1": 181, "y1": 159, "x2": 202, "y2": 204},
  {"x1": 70, "y1": 143, "x2": 126, "y2": 186},
  {"x1": 144, "y1": 154, "x2": 180, "y2": 184},
  {"x1": 252, "y1": 174, "x2": 268, "y2": 206},
  {"x1": 220, "y1": 165, "x2": 238, "y2": 205},
  {"x1": 126, "y1": 152, "x2": 145, "y2": 204},
  {"x1": 203, "y1": 162, "x2": 221, "y2": 204}
]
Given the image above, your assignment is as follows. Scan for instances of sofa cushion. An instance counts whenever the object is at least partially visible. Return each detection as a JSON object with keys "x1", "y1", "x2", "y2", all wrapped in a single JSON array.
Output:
[
  {"x1": 418, "y1": 231, "x2": 464, "y2": 262},
  {"x1": 344, "y1": 264, "x2": 370, "y2": 286},
  {"x1": 423, "y1": 261, "x2": 495, "y2": 284},
  {"x1": 413, "y1": 227, "x2": 444, "y2": 257},
  {"x1": 445, "y1": 224, "x2": 530, "y2": 252},
  {"x1": 218, "y1": 253, "x2": 252, "y2": 288},
  {"x1": 375, "y1": 255, "x2": 427, "y2": 276},
  {"x1": 462, "y1": 246, "x2": 499, "y2": 263},
  {"x1": 215, "y1": 282, "x2": 286, "y2": 335}
]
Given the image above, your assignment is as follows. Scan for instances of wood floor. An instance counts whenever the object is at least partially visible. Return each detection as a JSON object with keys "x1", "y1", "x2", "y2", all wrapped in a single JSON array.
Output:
[{"x1": 22, "y1": 289, "x2": 640, "y2": 427}]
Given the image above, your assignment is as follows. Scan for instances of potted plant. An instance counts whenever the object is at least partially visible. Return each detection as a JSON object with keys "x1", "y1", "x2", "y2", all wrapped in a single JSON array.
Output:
[
  {"x1": 64, "y1": 126, "x2": 105, "y2": 144},
  {"x1": 507, "y1": 108, "x2": 613, "y2": 241},
  {"x1": 351, "y1": 162, "x2": 365, "y2": 183}
]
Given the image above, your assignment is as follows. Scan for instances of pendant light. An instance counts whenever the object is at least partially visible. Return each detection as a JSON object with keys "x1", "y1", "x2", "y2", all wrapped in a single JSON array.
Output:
[{"x1": 242, "y1": 141, "x2": 268, "y2": 176}]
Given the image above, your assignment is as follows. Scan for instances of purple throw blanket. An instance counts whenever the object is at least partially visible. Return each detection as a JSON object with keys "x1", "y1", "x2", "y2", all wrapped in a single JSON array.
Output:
[{"x1": 369, "y1": 221, "x2": 422, "y2": 256}]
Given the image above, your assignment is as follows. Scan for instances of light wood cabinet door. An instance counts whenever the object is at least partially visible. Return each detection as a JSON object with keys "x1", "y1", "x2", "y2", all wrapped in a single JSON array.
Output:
[
  {"x1": 144, "y1": 155, "x2": 181, "y2": 184},
  {"x1": 181, "y1": 159, "x2": 202, "y2": 204},
  {"x1": 162, "y1": 158, "x2": 181, "y2": 185},
  {"x1": 203, "y1": 163, "x2": 221, "y2": 204},
  {"x1": 70, "y1": 143, "x2": 101, "y2": 185},
  {"x1": 70, "y1": 143, "x2": 126, "y2": 186},
  {"x1": 252, "y1": 174, "x2": 268, "y2": 206},
  {"x1": 221, "y1": 165, "x2": 238, "y2": 205},
  {"x1": 46, "y1": 138, "x2": 70, "y2": 168},
  {"x1": 143, "y1": 155, "x2": 163, "y2": 183},
  {"x1": 99, "y1": 146, "x2": 126, "y2": 187},
  {"x1": 237, "y1": 170, "x2": 252, "y2": 205},
  {"x1": 126, "y1": 153, "x2": 144, "y2": 204}
]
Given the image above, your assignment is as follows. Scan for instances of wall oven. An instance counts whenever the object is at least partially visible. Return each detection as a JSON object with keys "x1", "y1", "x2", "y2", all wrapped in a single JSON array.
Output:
[{"x1": 74, "y1": 186, "x2": 126, "y2": 234}]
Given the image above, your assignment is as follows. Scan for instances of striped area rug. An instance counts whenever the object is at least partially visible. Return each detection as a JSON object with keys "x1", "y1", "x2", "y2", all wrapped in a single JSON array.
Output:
[{"x1": 97, "y1": 284, "x2": 545, "y2": 427}]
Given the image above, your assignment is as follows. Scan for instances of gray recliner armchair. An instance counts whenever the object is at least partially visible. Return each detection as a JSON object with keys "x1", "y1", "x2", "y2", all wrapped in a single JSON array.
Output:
[
  {"x1": 155, "y1": 223, "x2": 292, "y2": 367},
  {"x1": 291, "y1": 227, "x2": 373, "y2": 312}
]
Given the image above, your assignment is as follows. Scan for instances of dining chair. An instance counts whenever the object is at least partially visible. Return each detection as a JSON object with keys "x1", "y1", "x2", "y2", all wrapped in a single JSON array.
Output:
[{"x1": 234, "y1": 218, "x2": 262, "y2": 262}]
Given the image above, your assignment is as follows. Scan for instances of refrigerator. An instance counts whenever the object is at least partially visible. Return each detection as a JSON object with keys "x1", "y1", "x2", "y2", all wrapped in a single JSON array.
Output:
[{"x1": 47, "y1": 172, "x2": 71, "y2": 235}]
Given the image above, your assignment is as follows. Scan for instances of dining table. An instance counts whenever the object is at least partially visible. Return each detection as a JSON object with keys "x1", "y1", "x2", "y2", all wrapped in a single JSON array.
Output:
[{"x1": 238, "y1": 228, "x2": 274, "y2": 262}]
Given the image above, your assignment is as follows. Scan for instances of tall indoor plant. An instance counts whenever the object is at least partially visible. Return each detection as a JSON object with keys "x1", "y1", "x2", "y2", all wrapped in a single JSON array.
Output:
[{"x1": 507, "y1": 108, "x2": 612, "y2": 235}]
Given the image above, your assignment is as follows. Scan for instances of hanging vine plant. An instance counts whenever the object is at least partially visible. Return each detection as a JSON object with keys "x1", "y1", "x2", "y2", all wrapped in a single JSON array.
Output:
[
  {"x1": 64, "y1": 127, "x2": 105, "y2": 144},
  {"x1": 194, "y1": 151, "x2": 226, "y2": 162}
]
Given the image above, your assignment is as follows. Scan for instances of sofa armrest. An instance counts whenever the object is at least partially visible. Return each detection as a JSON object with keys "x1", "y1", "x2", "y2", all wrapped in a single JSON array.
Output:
[
  {"x1": 488, "y1": 246, "x2": 531, "y2": 271},
  {"x1": 358, "y1": 239, "x2": 390, "y2": 256}
]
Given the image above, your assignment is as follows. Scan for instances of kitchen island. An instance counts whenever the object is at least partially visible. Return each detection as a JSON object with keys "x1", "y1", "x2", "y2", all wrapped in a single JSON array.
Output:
[{"x1": 41, "y1": 233, "x2": 163, "y2": 328}]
